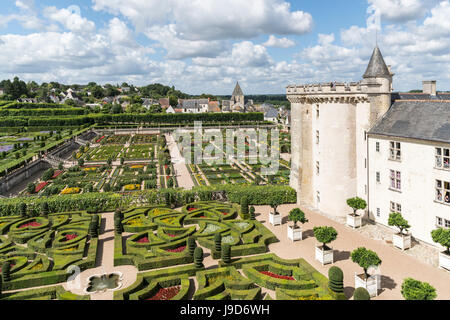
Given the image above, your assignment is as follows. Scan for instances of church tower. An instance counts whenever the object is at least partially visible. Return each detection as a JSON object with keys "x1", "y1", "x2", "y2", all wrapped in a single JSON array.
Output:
[{"x1": 231, "y1": 82, "x2": 245, "y2": 107}]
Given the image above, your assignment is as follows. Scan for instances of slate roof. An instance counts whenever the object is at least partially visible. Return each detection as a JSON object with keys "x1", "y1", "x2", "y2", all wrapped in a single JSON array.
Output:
[
  {"x1": 232, "y1": 82, "x2": 244, "y2": 96},
  {"x1": 182, "y1": 100, "x2": 198, "y2": 109},
  {"x1": 264, "y1": 108, "x2": 278, "y2": 119},
  {"x1": 392, "y1": 92, "x2": 450, "y2": 102},
  {"x1": 369, "y1": 100, "x2": 450, "y2": 143},
  {"x1": 363, "y1": 46, "x2": 391, "y2": 79}
]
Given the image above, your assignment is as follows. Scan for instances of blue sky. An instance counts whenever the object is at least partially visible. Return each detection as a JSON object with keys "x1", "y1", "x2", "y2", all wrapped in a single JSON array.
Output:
[{"x1": 0, "y1": 0, "x2": 448, "y2": 94}]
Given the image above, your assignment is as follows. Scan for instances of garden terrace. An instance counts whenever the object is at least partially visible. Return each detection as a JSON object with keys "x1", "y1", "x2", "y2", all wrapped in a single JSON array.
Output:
[{"x1": 0, "y1": 211, "x2": 99, "y2": 292}]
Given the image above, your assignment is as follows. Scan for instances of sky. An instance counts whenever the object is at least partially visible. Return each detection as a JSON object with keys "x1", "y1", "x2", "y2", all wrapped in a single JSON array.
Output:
[{"x1": 0, "y1": 0, "x2": 449, "y2": 94}]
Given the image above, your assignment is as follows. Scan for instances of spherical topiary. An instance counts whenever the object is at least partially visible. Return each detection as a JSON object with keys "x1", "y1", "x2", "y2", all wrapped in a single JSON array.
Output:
[
  {"x1": 249, "y1": 206, "x2": 256, "y2": 220},
  {"x1": 187, "y1": 237, "x2": 197, "y2": 257},
  {"x1": 214, "y1": 233, "x2": 222, "y2": 252},
  {"x1": 2, "y1": 262, "x2": 11, "y2": 282},
  {"x1": 194, "y1": 247, "x2": 204, "y2": 269},
  {"x1": 222, "y1": 244, "x2": 231, "y2": 265},
  {"x1": 353, "y1": 287, "x2": 371, "y2": 300},
  {"x1": 328, "y1": 266, "x2": 344, "y2": 293}
]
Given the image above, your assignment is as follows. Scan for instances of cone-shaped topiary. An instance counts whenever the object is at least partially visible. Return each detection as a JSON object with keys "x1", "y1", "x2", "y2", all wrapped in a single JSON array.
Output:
[
  {"x1": 328, "y1": 266, "x2": 344, "y2": 293},
  {"x1": 114, "y1": 218, "x2": 123, "y2": 234},
  {"x1": 114, "y1": 209, "x2": 123, "y2": 221},
  {"x1": 187, "y1": 236, "x2": 197, "y2": 257},
  {"x1": 194, "y1": 247, "x2": 204, "y2": 269},
  {"x1": 41, "y1": 202, "x2": 49, "y2": 217},
  {"x1": 2, "y1": 262, "x2": 11, "y2": 282},
  {"x1": 89, "y1": 222, "x2": 98, "y2": 238},
  {"x1": 214, "y1": 233, "x2": 222, "y2": 252},
  {"x1": 353, "y1": 287, "x2": 370, "y2": 300},
  {"x1": 241, "y1": 196, "x2": 249, "y2": 219},
  {"x1": 19, "y1": 203, "x2": 27, "y2": 218},
  {"x1": 249, "y1": 206, "x2": 256, "y2": 220},
  {"x1": 222, "y1": 244, "x2": 231, "y2": 265}
]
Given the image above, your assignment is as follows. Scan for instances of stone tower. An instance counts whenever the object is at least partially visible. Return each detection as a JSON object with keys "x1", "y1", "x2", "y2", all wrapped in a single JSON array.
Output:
[
  {"x1": 286, "y1": 46, "x2": 393, "y2": 218},
  {"x1": 231, "y1": 82, "x2": 245, "y2": 107}
]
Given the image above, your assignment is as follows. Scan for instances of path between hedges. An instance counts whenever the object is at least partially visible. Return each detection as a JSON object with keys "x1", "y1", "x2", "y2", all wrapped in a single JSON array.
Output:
[
  {"x1": 257, "y1": 204, "x2": 450, "y2": 300},
  {"x1": 165, "y1": 133, "x2": 195, "y2": 190}
]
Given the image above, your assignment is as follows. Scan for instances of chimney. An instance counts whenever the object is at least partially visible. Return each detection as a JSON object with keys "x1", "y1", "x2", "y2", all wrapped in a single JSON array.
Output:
[{"x1": 423, "y1": 80, "x2": 437, "y2": 96}]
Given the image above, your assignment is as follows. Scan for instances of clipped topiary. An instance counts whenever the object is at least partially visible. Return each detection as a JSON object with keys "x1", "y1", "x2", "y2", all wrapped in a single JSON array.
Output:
[
  {"x1": 114, "y1": 218, "x2": 123, "y2": 235},
  {"x1": 187, "y1": 236, "x2": 197, "y2": 257},
  {"x1": 214, "y1": 233, "x2": 222, "y2": 253},
  {"x1": 328, "y1": 266, "x2": 344, "y2": 293},
  {"x1": 194, "y1": 247, "x2": 204, "y2": 269},
  {"x1": 114, "y1": 209, "x2": 123, "y2": 221},
  {"x1": 353, "y1": 287, "x2": 370, "y2": 300},
  {"x1": 89, "y1": 221, "x2": 98, "y2": 238},
  {"x1": 241, "y1": 196, "x2": 249, "y2": 218},
  {"x1": 2, "y1": 262, "x2": 11, "y2": 282},
  {"x1": 249, "y1": 206, "x2": 256, "y2": 220},
  {"x1": 222, "y1": 244, "x2": 231, "y2": 265},
  {"x1": 41, "y1": 202, "x2": 49, "y2": 217},
  {"x1": 401, "y1": 278, "x2": 437, "y2": 300},
  {"x1": 19, "y1": 203, "x2": 27, "y2": 218}
]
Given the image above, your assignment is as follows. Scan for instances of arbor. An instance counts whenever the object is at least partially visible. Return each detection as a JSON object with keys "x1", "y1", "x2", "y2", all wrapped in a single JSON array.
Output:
[
  {"x1": 351, "y1": 247, "x2": 382, "y2": 278},
  {"x1": 401, "y1": 278, "x2": 437, "y2": 300},
  {"x1": 388, "y1": 213, "x2": 410, "y2": 235},
  {"x1": 431, "y1": 228, "x2": 450, "y2": 254},
  {"x1": 346, "y1": 197, "x2": 367, "y2": 216},
  {"x1": 288, "y1": 208, "x2": 308, "y2": 228},
  {"x1": 313, "y1": 226, "x2": 337, "y2": 249}
]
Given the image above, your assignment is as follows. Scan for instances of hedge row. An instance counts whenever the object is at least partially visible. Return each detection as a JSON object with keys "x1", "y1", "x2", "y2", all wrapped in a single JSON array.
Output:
[
  {"x1": 0, "y1": 185, "x2": 297, "y2": 216},
  {"x1": 0, "y1": 108, "x2": 85, "y2": 117},
  {"x1": 0, "y1": 112, "x2": 264, "y2": 127}
]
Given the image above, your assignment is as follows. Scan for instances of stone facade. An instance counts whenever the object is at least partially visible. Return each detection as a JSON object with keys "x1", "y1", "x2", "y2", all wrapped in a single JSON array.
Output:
[{"x1": 287, "y1": 46, "x2": 393, "y2": 218}]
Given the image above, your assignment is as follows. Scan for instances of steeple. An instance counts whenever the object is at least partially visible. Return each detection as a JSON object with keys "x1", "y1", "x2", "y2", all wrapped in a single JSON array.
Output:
[
  {"x1": 232, "y1": 81, "x2": 244, "y2": 97},
  {"x1": 363, "y1": 46, "x2": 391, "y2": 79}
]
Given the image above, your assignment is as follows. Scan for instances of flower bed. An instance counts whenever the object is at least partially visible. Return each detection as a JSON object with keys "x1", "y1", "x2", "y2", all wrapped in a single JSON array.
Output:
[
  {"x1": 131, "y1": 165, "x2": 144, "y2": 169},
  {"x1": 124, "y1": 184, "x2": 141, "y2": 191},
  {"x1": 64, "y1": 234, "x2": 78, "y2": 241},
  {"x1": 35, "y1": 182, "x2": 48, "y2": 193},
  {"x1": 166, "y1": 246, "x2": 186, "y2": 253},
  {"x1": 259, "y1": 271, "x2": 294, "y2": 281},
  {"x1": 96, "y1": 136, "x2": 105, "y2": 143},
  {"x1": 51, "y1": 170, "x2": 63, "y2": 179},
  {"x1": 137, "y1": 236, "x2": 149, "y2": 243},
  {"x1": 19, "y1": 221, "x2": 42, "y2": 229},
  {"x1": 146, "y1": 286, "x2": 181, "y2": 300},
  {"x1": 61, "y1": 187, "x2": 81, "y2": 195}
]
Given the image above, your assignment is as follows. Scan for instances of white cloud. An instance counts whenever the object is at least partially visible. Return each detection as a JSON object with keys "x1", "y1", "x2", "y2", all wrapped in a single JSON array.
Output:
[
  {"x1": 43, "y1": 6, "x2": 96, "y2": 34},
  {"x1": 263, "y1": 35, "x2": 295, "y2": 48},
  {"x1": 367, "y1": 0, "x2": 429, "y2": 22}
]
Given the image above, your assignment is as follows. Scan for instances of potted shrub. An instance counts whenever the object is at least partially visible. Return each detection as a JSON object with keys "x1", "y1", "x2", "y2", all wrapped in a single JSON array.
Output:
[
  {"x1": 401, "y1": 278, "x2": 437, "y2": 300},
  {"x1": 269, "y1": 198, "x2": 282, "y2": 226},
  {"x1": 388, "y1": 213, "x2": 411, "y2": 250},
  {"x1": 313, "y1": 226, "x2": 337, "y2": 265},
  {"x1": 287, "y1": 208, "x2": 308, "y2": 241},
  {"x1": 431, "y1": 228, "x2": 450, "y2": 271},
  {"x1": 351, "y1": 247, "x2": 382, "y2": 297},
  {"x1": 346, "y1": 197, "x2": 366, "y2": 229}
]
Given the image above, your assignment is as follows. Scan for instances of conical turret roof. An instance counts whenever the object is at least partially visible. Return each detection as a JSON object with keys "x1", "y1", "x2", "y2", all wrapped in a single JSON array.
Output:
[
  {"x1": 363, "y1": 46, "x2": 391, "y2": 78},
  {"x1": 232, "y1": 82, "x2": 244, "y2": 96}
]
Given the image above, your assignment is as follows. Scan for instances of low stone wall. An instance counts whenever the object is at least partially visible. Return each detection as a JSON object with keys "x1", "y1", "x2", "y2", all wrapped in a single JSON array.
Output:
[{"x1": 0, "y1": 159, "x2": 51, "y2": 196}]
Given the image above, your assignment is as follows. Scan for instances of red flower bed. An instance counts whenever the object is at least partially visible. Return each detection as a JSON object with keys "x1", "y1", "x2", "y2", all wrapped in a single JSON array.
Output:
[
  {"x1": 259, "y1": 271, "x2": 294, "y2": 281},
  {"x1": 137, "y1": 237, "x2": 149, "y2": 243},
  {"x1": 200, "y1": 216, "x2": 206, "y2": 218},
  {"x1": 96, "y1": 136, "x2": 105, "y2": 143},
  {"x1": 64, "y1": 234, "x2": 78, "y2": 241},
  {"x1": 166, "y1": 233, "x2": 176, "y2": 238},
  {"x1": 222, "y1": 212, "x2": 228, "y2": 216},
  {"x1": 19, "y1": 221, "x2": 42, "y2": 229},
  {"x1": 51, "y1": 170, "x2": 63, "y2": 179},
  {"x1": 188, "y1": 207, "x2": 196, "y2": 212},
  {"x1": 166, "y1": 246, "x2": 186, "y2": 253},
  {"x1": 147, "y1": 286, "x2": 181, "y2": 300},
  {"x1": 35, "y1": 181, "x2": 48, "y2": 193}
]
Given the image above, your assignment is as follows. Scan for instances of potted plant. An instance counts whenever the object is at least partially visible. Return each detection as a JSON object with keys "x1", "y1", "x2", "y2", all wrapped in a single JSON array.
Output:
[
  {"x1": 351, "y1": 247, "x2": 382, "y2": 297},
  {"x1": 269, "y1": 198, "x2": 282, "y2": 226},
  {"x1": 431, "y1": 228, "x2": 450, "y2": 271},
  {"x1": 401, "y1": 278, "x2": 437, "y2": 300},
  {"x1": 388, "y1": 213, "x2": 411, "y2": 250},
  {"x1": 313, "y1": 226, "x2": 337, "y2": 265},
  {"x1": 346, "y1": 197, "x2": 366, "y2": 229},
  {"x1": 287, "y1": 208, "x2": 308, "y2": 241}
]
